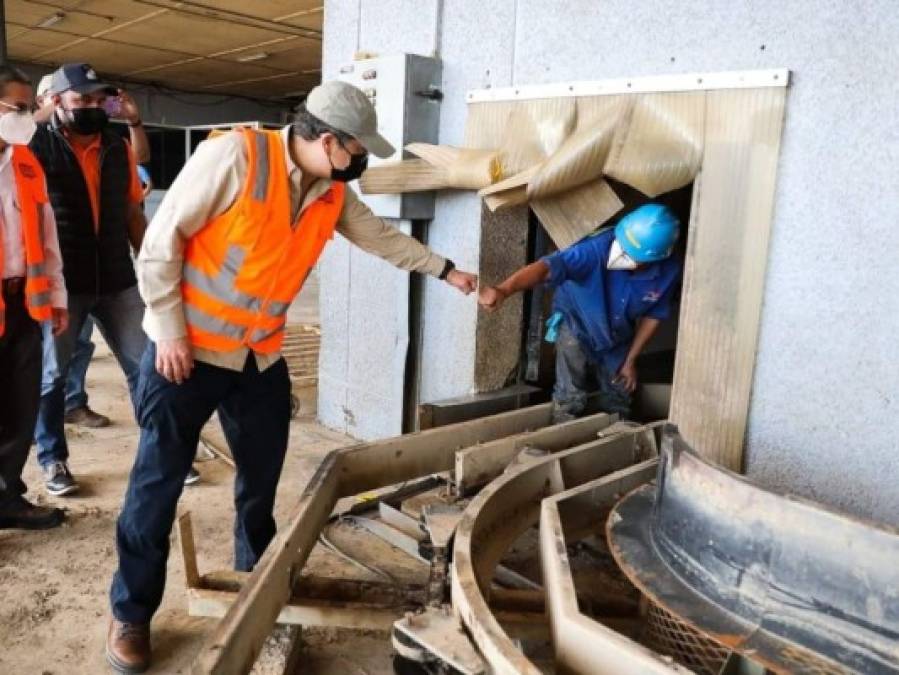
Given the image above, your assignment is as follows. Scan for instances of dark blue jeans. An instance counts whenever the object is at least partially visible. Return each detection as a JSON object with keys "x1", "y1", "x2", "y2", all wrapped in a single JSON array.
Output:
[
  {"x1": 34, "y1": 286, "x2": 146, "y2": 468},
  {"x1": 40, "y1": 316, "x2": 95, "y2": 411},
  {"x1": 552, "y1": 324, "x2": 632, "y2": 421},
  {"x1": 110, "y1": 343, "x2": 291, "y2": 624}
]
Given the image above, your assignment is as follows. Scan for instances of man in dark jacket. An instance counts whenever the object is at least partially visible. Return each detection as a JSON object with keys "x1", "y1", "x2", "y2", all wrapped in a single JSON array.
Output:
[{"x1": 30, "y1": 63, "x2": 148, "y2": 497}]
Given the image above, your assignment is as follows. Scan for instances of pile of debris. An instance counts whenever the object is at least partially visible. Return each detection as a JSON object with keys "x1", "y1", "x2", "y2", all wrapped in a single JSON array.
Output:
[{"x1": 179, "y1": 403, "x2": 899, "y2": 675}]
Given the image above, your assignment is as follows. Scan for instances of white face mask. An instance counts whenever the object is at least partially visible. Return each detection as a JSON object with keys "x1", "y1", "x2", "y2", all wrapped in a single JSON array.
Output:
[
  {"x1": 0, "y1": 109, "x2": 37, "y2": 145},
  {"x1": 607, "y1": 238, "x2": 638, "y2": 271}
]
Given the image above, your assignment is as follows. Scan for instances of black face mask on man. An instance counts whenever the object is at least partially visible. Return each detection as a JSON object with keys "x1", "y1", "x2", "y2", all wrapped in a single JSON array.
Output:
[
  {"x1": 328, "y1": 139, "x2": 368, "y2": 182},
  {"x1": 62, "y1": 106, "x2": 109, "y2": 135}
]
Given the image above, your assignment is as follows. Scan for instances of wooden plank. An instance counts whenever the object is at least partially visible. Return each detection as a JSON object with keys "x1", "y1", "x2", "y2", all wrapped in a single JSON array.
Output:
[
  {"x1": 669, "y1": 87, "x2": 787, "y2": 471},
  {"x1": 337, "y1": 402, "x2": 559, "y2": 496},
  {"x1": 379, "y1": 502, "x2": 426, "y2": 541},
  {"x1": 454, "y1": 412, "x2": 615, "y2": 493},
  {"x1": 417, "y1": 384, "x2": 543, "y2": 431},
  {"x1": 349, "y1": 516, "x2": 429, "y2": 563},
  {"x1": 192, "y1": 453, "x2": 341, "y2": 675},
  {"x1": 188, "y1": 588, "x2": 400, "y2": 631},
  {"x1": 178, "y1": 512, "x2": 201, "y2": 589},
  {"x1": 199, "y1": 434, "x2": 236, "y2": 469},
  {"x1": 200, "y1": 570, "x2": 429, "y2": 606}
]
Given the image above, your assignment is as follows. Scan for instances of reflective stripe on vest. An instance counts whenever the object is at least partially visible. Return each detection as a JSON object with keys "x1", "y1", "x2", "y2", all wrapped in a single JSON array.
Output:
[
  {"x1": 184, "y1": 304, "x2": 246, "y2": 341},
  {"x1": 0, "y1": 146, "x2": 52, "y2": 337},
  {"x1": 252, "y1": 132, "x2": 269, "y2": 201},
  {"x1": 182, "y1": 245, "x2": 290, "y2": 319},
  {"x1": 181, "y1": 128, "x2": 344, "y2": 354}
]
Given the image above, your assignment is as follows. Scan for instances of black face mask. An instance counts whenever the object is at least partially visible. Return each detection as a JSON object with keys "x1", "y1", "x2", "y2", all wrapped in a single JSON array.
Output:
[
  {"x1": 62, "y1": 107, "x2": 108, "y2": 135},
  {"x1": 329, "y1": 141, "x2": 368, "y2": 182}
]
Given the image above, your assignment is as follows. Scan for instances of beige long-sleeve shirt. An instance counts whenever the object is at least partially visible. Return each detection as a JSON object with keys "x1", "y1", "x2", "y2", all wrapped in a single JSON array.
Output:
[
  {"x1": 0, "y1": 145, "x2": 66, "y2": 308},
  {"x1": 137, "y1": 125, "x2": 446, "y2": 372}
]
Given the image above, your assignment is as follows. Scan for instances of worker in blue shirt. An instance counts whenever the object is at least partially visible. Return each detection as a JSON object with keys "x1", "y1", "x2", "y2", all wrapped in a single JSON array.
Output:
[{"x1": 479, "y1": 204, "x2": 682, "y2": 421}]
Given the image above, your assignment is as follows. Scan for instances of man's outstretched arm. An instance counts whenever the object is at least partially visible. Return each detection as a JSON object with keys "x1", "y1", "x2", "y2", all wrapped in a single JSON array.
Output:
[
  {"x1": 336, "y1": 190, "x2": 477, "y2": 294},
  {"x1": 478, "y1": 260, "x2": 551, "y2": 312}
]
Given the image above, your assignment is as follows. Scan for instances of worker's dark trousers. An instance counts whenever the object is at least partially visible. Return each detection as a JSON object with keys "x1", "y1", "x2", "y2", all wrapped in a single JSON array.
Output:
[
  {"x1": 110, "y1": 342, "x2": 291, "y2": 624},
  {"x1": 552, "y1": 324, "x2": 631, "y2": 422},
  {"x1": 0, "y1": 290, "x2": 42, "y2": 508}
]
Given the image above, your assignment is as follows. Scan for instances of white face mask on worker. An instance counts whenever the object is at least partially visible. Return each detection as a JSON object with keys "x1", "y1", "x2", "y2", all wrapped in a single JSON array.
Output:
[
  {"x1": 607, "y1": 239, "x2": 638, "y2": 270},
  {"x1": 0, "y1": 108, "x2": 36, "y2": 145}
]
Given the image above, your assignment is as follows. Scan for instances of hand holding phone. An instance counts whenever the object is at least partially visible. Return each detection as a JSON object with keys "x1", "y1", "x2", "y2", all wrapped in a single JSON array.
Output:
[{"x1": 103, "y1": 92, "x2": 123, "y2": 119}]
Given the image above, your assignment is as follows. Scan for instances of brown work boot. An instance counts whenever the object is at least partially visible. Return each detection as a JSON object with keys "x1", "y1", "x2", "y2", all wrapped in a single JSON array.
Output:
[
  {"x1": 0, "y1": 496, "x2": 64, "y2": 530},
  {"x1": 64, "y1": 405, "x2": 111, "y2": 428},
  {"x1": 106, "y1": 619, "x2": 150, "y2": 673}
]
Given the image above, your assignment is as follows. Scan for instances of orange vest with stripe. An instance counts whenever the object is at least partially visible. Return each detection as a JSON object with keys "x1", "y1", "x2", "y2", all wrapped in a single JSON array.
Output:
[
  {"x1": 0, "y1": 145, "x2": 53, "y2": 337},
  {"x1": 182, "y1": 129, "x2": 344, "y2": 354}
]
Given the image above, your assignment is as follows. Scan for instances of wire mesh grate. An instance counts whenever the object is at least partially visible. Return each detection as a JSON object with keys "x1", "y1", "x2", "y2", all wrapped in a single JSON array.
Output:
[{"x1": 642, "y1": 600, "x2": 731, "y2": 675}]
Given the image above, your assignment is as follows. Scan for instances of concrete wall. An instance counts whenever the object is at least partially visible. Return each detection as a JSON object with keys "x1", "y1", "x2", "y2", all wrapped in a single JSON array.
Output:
[
  {"x1": 321, "y1": 0, "x2": 899, "y2": 526},
  {"x1": 319, "y1": 0, "x2": 488, "y2": 440}
]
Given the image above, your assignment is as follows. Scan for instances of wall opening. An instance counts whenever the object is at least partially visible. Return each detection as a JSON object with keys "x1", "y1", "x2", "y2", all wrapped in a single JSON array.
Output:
[
  {"x1": 464, "y1": 73, "x2": 789, "y2": 469},
  {"x1": 518, "y1": 178, "x2": 695, "y2": 423}
]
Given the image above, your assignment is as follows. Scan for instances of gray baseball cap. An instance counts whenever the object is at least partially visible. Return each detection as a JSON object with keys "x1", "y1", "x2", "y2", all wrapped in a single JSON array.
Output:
[{"x1": 306, "y1": 80, "x2": 395, "y2": 159}]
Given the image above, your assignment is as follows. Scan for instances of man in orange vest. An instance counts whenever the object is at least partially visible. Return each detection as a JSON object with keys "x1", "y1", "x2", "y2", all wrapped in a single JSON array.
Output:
[
  {"x1": 106, "y1": 80, "x2": 478, "y2": 671},
  {"x1": 0, "y1": 66, "x2": 68, "y2": 531}
]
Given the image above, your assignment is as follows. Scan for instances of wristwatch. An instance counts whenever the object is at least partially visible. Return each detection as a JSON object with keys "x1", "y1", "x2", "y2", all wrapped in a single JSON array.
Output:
[{"x1": 439, "y1": 259, "x2": 456, "y2": 281}]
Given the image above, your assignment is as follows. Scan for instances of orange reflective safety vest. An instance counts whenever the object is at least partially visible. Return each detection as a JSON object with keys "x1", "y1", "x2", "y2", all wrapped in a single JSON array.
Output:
[
  {"x1": 182, "y1": 129, "x2": 345, "y2": 354},
  {"x1": 0, "y1": 145, "x2": 53, "y2": 337}
]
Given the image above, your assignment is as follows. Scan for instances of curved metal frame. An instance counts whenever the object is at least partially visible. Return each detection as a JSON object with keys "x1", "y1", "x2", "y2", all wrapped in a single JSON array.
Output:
[
  {"x1": 451, "y1": 427, "x2": 653, "y2": 674},
  {"x1": 191, "y1": 405, "x2": 616, "y2": 674},
  {"x1": 538, "y1": 463, "x2": 693, "y2": 675},
  {"x1": 608, "y1": 425, "x2": 899, "y2": 675}
]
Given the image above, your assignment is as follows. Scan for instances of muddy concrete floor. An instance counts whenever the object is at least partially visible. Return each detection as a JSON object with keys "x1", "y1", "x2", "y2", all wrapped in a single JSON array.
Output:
[{"x1": 0, "y1": 277, "x2": 403, "y2": 675}]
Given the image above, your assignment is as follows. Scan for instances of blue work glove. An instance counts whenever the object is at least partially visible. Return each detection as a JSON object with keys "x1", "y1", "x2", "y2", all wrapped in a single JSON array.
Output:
[{"x1": 544, "y1": 311, "x2": 564, "y2": 343}]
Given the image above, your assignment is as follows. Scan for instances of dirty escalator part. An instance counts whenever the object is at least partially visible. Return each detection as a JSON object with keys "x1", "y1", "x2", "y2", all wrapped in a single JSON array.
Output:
[
  {"x1": 190, "y1": 406, "x2": 655, "y2": 674},
  {"x1": 608, "y1": 424, "x2": 899, "y2": 675},
  {"x1": 642, "y1": 600, "x2": 731, "y2": 675},
  {"x1": 451, "y1": 425, "x2": 662, "y2": 675}
]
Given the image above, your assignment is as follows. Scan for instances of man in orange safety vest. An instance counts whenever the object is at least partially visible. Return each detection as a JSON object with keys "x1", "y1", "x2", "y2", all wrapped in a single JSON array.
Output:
[
  {"x1": 0, "y1": 65, "x2": 68, "y2": 532},
  {"x1": 106, "y1": 80, "x2": 478, "y2": 672}
]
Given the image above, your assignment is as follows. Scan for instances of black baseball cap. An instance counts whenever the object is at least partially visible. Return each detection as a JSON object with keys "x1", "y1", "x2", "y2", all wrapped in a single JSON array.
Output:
[{"x1": 49, "y1": 63, "x2": 117, "y2": 96}]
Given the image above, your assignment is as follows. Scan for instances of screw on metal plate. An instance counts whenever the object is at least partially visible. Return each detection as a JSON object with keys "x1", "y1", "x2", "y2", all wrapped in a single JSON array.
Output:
[{"x1": 415, "y1": 86, "x2": 444, "y2": 101}]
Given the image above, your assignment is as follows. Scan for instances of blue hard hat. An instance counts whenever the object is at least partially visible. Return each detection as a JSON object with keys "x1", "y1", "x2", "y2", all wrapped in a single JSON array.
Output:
[{"x1": 614, "y1": 204, "x2": 680, "y2": 263}]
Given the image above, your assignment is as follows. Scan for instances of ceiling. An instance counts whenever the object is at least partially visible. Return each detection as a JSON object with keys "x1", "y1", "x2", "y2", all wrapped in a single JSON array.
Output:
[{"x1": 5, "y1": 0, "x2": 323, "y2": 101}]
